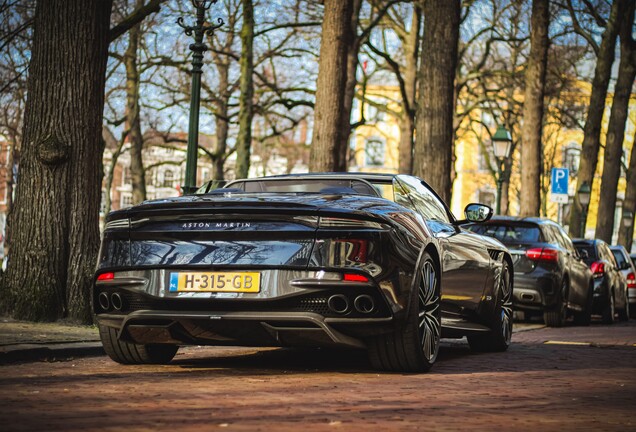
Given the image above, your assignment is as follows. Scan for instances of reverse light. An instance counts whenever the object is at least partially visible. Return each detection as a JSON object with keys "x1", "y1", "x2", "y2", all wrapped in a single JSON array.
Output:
[
  {"x1": 97, "y1": 272, "x2": 115, "y2": 281},
  {"x1": 590, "y1": 261, "x2": 605, "y2": 277},
  {"x1": 343, "y1": 273, "x2": 370, "y2": 283},
  {"x1": 526, "y1": 247, "x2": 558, "y2": 262}
]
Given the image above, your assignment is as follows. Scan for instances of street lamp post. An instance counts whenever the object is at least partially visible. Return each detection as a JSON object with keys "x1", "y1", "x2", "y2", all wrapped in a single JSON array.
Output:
[
  {"x1": 492, "y1": 125, "x2": 512, "y2": 214},
  {"x1": 578, "y1": 181, "x2": 591, "y2": 238},
  {"x1": 178, "y1": 0, "x2": 223, "y2": 195}
]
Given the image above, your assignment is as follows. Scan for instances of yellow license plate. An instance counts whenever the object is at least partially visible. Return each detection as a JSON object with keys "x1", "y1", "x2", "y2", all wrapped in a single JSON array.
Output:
[{"x1": 169, "y1": 272, "x2": 260, "y2": 293}]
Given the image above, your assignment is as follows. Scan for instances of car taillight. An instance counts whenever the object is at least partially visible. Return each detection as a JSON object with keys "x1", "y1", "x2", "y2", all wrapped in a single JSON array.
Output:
[
  {"x1": 97, "y1": 272, "x2": 115, "y2": 281},
  {"x1": 627, "y1": 272, "x2": 636, "y2": 288},
  {"x1": 343, "y1": 273, "x2": 370, "y2": 283},
  {"x1": 525, "y1": 247, "x2": 558, "y2": 262},
  {"x1": 590, "y1": 261, "x2": 605, "y2": 277}
]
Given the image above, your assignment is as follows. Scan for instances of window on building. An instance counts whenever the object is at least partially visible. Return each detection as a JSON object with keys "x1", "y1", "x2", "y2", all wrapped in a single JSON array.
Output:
[
  {"x1": 121, "y1": 193, "x2": 133, "y2": 208},
  {"x1": 163, "y1": 169, "x2": 174, "y2": 188},
  {"x1": 564, "y1": 143, "x2": 581, "y2": 176},
  {"x1": 123, "y1": 167, "x2": 132, "y2": 185},
  {"x1": 365, "y1": 139, "x2": 385, "y2": 167},
  {"x1": 100, "y1": 192, "x2": 107, "y2": 215}
]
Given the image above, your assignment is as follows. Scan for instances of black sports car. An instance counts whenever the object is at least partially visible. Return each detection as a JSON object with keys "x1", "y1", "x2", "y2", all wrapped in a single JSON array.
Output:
[{"x1": 94, "y1": 173, "x2": 513, "y2": 372}]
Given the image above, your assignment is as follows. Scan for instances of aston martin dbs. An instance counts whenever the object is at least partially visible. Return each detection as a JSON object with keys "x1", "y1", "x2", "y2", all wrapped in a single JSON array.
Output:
[{"x1": 94, "y1": 173, "x2": 513, "y2": 372}]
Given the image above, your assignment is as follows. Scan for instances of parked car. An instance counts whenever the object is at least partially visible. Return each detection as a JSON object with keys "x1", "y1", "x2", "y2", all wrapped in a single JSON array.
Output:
[
  {"x1": 610, "y1": 245, "x2": 633, "y2": 318},
  {"x1": 467, "y1": 217, "x2": 593, "y2": 327},
  {"x1": 94, "y1": 173, "x2": 514, "y2": 373},
  {"x1": 573, "y1": 239, "x2": 629, "y2": 323}
]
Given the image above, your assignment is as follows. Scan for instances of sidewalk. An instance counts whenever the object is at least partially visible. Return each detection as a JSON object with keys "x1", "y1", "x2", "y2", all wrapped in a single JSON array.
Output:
[{"x1": 0, "y1": 317, "x2": 103, "y2": 364}]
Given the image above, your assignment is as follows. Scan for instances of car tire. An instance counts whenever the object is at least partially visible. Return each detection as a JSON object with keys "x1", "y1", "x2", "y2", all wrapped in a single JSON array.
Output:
[
  {"x1": 617, "y1": 291, "x2": 630, "y2": 321},
  {"x1": 544, "y1": 279, "x2": 568, "y2": 328},
  {"x1": 601, "y1": 291, "x2": 615, "y2": 325},
  {"x1": 468, "y1": 260, "x2": 513, "y2": 352},
  {"x1": 99, "y1": 324, "x2": 178, "y2": 365},
  {"x1": 368, "y1": 252, "x2": 440, "y2": 372},
  {"x1": 573, "y1": 282, "x2": 593, "y2": 326}
]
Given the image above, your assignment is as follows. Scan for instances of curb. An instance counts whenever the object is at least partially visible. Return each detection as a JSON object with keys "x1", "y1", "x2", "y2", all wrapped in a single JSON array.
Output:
[{"x1": 0, "y1": 342, "x2": 104, "y2": 364}]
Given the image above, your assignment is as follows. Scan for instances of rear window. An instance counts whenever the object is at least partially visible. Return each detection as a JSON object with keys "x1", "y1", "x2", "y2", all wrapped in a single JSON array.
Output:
[
  {"x1": 574, "y1": 244, "x2": 597, "y2": 265},
  {"x1": 468, "y1": 223, "x2": 541, "y2": 243},
  {"x1": 231, "y1": 179, "x2": 382, "y2": 197},
  {"x1": 611, "y1": 249, "x2": 629, "y2": 269}
]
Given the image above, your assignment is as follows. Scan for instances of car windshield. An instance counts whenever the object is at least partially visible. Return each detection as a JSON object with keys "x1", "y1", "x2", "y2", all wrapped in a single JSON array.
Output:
[{"x1": 468, "y1": 223, "x2": 541, "y2": 244}]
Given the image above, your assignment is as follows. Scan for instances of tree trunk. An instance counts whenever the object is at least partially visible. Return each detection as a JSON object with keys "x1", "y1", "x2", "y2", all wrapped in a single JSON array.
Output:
[
  {"x1": 413, "y1": 0, "x2": 460, "y2": 202},
  {"x1": 595, "y1": 2, "x2": 636, "y2": 243},
  {"x1": 1, "y1": 0, "x2": 112, "y2": 322},
  {"x1": 212, "y1": 62, "x2": 230, "y2": 180},
  {"x1": 234, "y1": 0, "x2": 254, "y2": 179},
  {"x1": 335, "y1": 0, "x2": 362, "y2": 172},
  {"x1": 125, "y1": 0, "x2": 146, "y2": 204},
  {"x1": 309, "y1": 0, "x2": 354, "y2": 172},
  {"x1": 398, "y1": 4, "x2": 421, "y2": 175},
  {"x1": 618, "y1": 128, "x2": 636, "y2": 249},
  {"x1": 519, "y1": 0, "x2": 549, "y2": 217},
  {"x1": 569, "y1": 0, "x2": 624, "y2": 237}
]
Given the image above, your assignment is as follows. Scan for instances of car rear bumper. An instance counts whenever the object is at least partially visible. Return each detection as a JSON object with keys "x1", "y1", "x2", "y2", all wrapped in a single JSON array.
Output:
[
  {"x1": 512, "y1": 272, "x2": 559, "y2": 312},
  {"x1": 96, "y1": 311, "x2": 394, "y2": 349},
  {"x1": 628, "y1": 287, "x2": 636, "y2": 304},
  {"x1": 591, "y1": 279, "x2": 610, "y2": 313}
]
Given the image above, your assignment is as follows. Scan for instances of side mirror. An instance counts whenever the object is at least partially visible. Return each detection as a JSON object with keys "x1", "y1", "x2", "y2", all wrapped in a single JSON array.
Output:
[{"x1": 464, "y1": 203, "x2": 493, "y2": 223}]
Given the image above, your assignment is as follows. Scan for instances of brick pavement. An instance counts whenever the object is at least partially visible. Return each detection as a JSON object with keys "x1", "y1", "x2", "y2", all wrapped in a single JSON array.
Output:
[{"x1": 0, "y1": 322, "x2": 634, "y2": 431}]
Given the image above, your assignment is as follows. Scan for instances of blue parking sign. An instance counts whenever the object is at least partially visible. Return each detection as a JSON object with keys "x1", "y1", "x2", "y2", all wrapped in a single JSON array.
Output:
[{"x1": 551, "y1": 168, "x2": 569, "y2": 195}]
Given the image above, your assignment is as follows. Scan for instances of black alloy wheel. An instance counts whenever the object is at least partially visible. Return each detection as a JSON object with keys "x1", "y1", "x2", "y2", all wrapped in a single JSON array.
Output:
[
  {"x1": 468, "y1": 260, "x2": 513, "y2": 352},
  {"x1": 544, "y1": 279, "x2": 568, "y2": 327},
  {"x1": 368, "y1": 252, "x2": 441, "y2": 372},
  {"x1": 418, "y1": 259, "x2": 442, "y2": 363},
  {"x1": 99, "y1": 324, "x2": 178, "y2": 364}
]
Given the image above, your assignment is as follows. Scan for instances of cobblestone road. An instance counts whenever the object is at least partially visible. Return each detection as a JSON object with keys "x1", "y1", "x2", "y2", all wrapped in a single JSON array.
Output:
[{"x1": 0, "y1": 321, "x2": 635, "y2": 431}]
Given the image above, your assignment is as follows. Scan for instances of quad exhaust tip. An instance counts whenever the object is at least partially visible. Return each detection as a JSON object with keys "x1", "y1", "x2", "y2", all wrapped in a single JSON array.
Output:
[
  {"x1": 327, "y1": 294, "x2": 349, "y2": 314},
  {"x1": 98, "y1": 292, "x2": 110, "y2": 311},
  {"x1": 111, "y1": 292, "x2": 123, "y2": 311},
  {"x1": 354, "y1": 295, "x2": 375, "y2": 314}
]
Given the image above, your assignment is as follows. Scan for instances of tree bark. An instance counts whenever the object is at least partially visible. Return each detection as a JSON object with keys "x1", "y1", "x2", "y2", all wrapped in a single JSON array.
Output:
[
  {"x1": 519, "y1": 0, "x2": 549, "y2": 217},
  {"x1": 1, "y1": 0, "x2": 112, "y2": 322},
  {"x1": 398, "y1": 4, "x2": 421, "y2": 175},
  {"x1": 618, "y1": 128, "x2": 636, "y2": 249},
  {"x1": 235, "y1": 0, "x2": 254, "y2": 179},
  {"x1": 595, "y1": 1, "x2": 636, "y2": 243},
  {"x1": 212, "y1": 62, "x2": 230, "y2": 180},
  {"x1": 413, "y1": 0, "x2": 460, "y2": 202},
  {"x1": 335, "y1": 0, "x2": 362, "y2": 172},
  {"x1": 309, "y1": 0, "x2": 354, "y2": 172},
  {"x1": 569, "y1": 0, "x2": 625, "y2": 237},
  {"x1": 126, "y1": 0, "x2": 146, "y2": 204}
]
